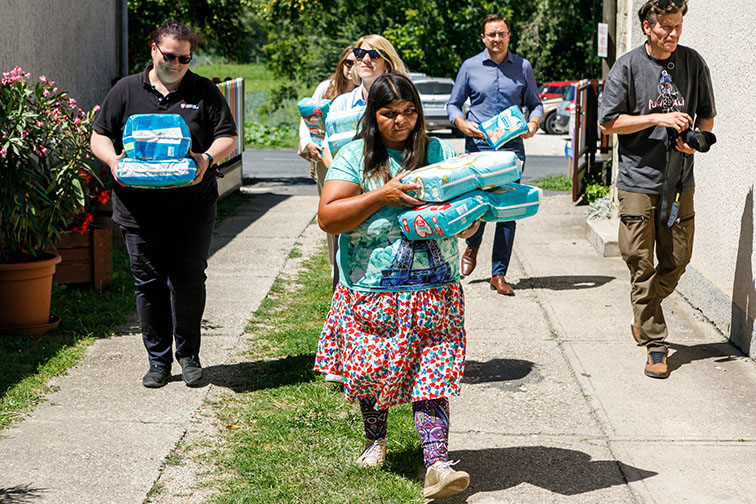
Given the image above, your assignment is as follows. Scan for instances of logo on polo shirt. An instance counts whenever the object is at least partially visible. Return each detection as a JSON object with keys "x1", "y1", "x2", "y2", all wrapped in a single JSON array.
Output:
[{"x1": 180, "y1": 103, "x2": 200, "y2": 110}]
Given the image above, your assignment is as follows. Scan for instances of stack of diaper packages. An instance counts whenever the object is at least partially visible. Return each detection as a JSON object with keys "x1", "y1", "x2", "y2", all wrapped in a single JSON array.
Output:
[
  {"x1": 325, "y1": 106, "x2": 365, "y2": 157},
  {"x1": 398, "y1": 151, "x2": 542, "y2": 240},
  {"x1": 116, "y1": 114, "x2": 197, "y2": 188},
  {"x1": 297, "y1": 97, "x2": 332, "y2": 149}
]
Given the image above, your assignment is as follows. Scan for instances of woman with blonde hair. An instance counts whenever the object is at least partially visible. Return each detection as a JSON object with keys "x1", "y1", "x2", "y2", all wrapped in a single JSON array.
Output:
[{"x1": 322, "y1": 34, "x2": 408, "y2": 169}]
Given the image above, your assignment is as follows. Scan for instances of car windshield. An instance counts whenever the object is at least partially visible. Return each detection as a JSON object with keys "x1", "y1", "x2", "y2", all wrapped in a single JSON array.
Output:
[
  {"x1": 564, "y1": 85, "x2": 576, "y2": 101},
  {"x1": 539, "y1": 84, "x2": 561, "y2": 94},
  {"x1": 414, "y1": 82, "x2": 454, "y2": 94}
]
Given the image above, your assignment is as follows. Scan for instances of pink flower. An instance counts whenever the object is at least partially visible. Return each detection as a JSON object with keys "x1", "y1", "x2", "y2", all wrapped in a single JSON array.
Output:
[
  {"x1": 0, "y1": 148, "x2": 6, "y2": 156},
  {"x1": 43, "y1": 89, "x2": 50, "y2": 97},
  {"x1": 39, "y1": 75, "x2": 47, "y2": 83},
  {"x1": 69, "y1": 98, "x2": 77, "y2": 108}
]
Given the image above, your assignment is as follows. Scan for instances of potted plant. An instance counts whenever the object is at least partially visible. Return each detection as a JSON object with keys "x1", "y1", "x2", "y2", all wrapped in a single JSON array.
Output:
[{"x1": 0, "y1": 66, "x2": 103, "y2": 334}]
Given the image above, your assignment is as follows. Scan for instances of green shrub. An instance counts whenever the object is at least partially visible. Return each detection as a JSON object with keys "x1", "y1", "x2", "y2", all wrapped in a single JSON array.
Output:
[{"x1": 244, "y1": 122, "x2": 299, "y2": 149}]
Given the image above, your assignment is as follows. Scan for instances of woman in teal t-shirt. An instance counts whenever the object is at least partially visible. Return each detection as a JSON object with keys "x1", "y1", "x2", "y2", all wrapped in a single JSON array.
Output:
[{"x1": 315, "y1": 73, "x2": 477, "y2": 500}]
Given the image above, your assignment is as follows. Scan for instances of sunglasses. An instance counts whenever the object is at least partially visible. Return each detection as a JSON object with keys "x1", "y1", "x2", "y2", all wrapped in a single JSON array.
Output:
[
  {"x1": 655, "y1": 0, "x2": 684, "y2": 7},
  {"x1": 353, "y1": 47, "x2": 386, "y2": 61},
  {"x1": 343, "y1": 59, "x2": 355, "y2": 68},
  {"x1": 155, "y1": 44, "x2": 192, "y2": 65}
]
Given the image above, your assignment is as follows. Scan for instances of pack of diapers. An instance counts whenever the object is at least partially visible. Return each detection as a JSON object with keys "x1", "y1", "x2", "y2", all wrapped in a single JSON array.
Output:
[
  {"x1": 480, "y1": 183, "x2": 542, "y2": 222},
  {"x1": 478, "y1": 105, "x2": 528, "y2": 150},
  {"x1": 399, "y1": 192, "x2": 490, "y2": 240},
  {"x1": 116, "y1": 158, "x2": 197, "y2": 188},
  {"x1": 328, "y1": 131, "x2": 357, "y2": 158},
  {"x1": 325, "y1": 106, "x2": 365, "y2": 136},
  {"x1": 398, "y1": 183, "x2": 542, "y2": 240},
  {"x1": 297, "y1": 97, "x2": 331, "y2": 148},
  {"x1": 122, "y1": 113, "x2": 192, "y2": 160},
  {"x1": 118, "y1": 113, "x2": 197, "y2": 188},
  {"x1": 401, "y1": 151, "x2": 522, "y2": 202}
]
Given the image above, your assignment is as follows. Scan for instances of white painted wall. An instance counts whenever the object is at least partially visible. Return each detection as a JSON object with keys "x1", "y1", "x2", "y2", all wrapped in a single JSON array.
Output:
[
  {"x1": 0, "y1": 0, "x2": 121, "y2": 111},
  {"x1": 614, "y1": 1, "x2": 756, "y2": 353}
]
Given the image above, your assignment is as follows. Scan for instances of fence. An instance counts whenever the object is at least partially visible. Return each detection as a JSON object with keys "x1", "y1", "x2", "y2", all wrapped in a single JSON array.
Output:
[{"x1": 245, "y1": 91, "x2": 300, "y2": 127}]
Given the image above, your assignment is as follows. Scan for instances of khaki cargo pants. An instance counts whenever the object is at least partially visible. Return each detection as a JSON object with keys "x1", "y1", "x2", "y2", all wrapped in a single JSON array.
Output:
[{"x1": 618, "y1": 189, "x2": 695, "y2": 352}]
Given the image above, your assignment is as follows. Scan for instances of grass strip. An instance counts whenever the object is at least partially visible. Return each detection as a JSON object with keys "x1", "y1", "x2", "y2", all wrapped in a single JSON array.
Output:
[
  {"x1": 206, "y1": 248, "x2": 425, "y2": 504},
  {"x1": 530, "y1": 174, "x2": 573, "y2": 192}
]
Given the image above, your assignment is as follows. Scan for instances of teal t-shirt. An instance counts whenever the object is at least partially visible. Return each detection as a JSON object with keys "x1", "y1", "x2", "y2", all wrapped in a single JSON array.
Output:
[{"x1": 325, "y1": 137, "x2": 460, "y2": 292}]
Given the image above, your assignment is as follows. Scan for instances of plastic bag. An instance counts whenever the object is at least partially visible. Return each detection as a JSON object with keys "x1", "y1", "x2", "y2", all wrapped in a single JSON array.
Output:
[
  {"x1": 478, "y1": 105, "x2": 528, "y2": 150},
  {"x1": 122, "y1": 114, "x2": 192, "y2": 160}
]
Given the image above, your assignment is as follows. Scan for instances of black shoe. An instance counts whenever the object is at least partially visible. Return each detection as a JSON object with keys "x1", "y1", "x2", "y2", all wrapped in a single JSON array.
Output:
[
  {"x1": 178, "y1": 356, "x2": 203, "y2": 387},
  {"x1": 142, "y1": 365, "x2": 170, "y2": 388}
]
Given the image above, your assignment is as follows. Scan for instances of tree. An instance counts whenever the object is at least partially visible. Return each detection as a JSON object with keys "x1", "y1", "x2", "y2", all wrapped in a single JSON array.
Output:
[
  {"x1": 258, "y1": 0, "x2": 600, "y2": 88},
  {"x1": 127, "y1": 0, "x2": 258, "y2": 72}
]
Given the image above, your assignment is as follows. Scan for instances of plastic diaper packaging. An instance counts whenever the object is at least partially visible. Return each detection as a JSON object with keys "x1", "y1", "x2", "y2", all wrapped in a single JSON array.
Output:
[
  {"x1": 480, "y1": 183, "x2": 542, "y2": 222},
  {"x1": 478, "y1": 105, "x2": 529, "y2": 150},
  {"x1": 398, "y1": 183, "x2": 542, "y2": 240},
  {"x1": 118, "y1": 113, "x2": 198, "y2": 188},
  {"x1": 327, "y1": 131, "x2": 357, "y2": 158},
  {"x1": 325, "y1": 106, "x2": 365, "y2": 136},
  {"x1": 297, "y1": 97, "x2": 331, "y2": 147},
  {"x1": 122, "y1": 113, "x2": 192, "y2": 160},
  {"x1": 399, "y1": 192, "x2": 490, "y2": 240},
  {"x1": 401, "y1": 151, "x2": 522, "y2": 202},
  {"x1": 116, "y1": 157, "x2": 197, "y2": 188}
]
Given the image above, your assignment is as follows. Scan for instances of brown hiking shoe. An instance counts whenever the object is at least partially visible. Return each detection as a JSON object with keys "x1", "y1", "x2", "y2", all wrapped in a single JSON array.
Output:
[
  {"x1": 645, "y1": 351, "x2": 669, "y2": 379},
  {"x1": 630, "y1": 318, "x2": 641, "y2": 345},
  {"x1": 423, "y1": 460, "x2": 470, "y2": 499},
  {"x1": 460, "y1": 246, "x2": 479, "y2": 276}
]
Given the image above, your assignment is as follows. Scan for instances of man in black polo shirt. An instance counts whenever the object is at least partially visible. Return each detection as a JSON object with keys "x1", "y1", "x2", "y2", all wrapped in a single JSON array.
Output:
[{"x1": 91, "y1": 21, "x2": 237, "y2": 388}]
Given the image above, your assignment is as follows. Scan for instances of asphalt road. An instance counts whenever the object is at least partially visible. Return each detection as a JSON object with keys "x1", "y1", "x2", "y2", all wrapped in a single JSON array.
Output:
[{"x1": 241, "y1": 131, "x2": 571, "y2": 196}]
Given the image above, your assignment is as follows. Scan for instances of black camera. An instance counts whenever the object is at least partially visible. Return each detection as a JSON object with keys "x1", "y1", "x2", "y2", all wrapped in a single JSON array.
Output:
[{"x1": 668, "y1": 128, "x2": 717, "y2": 153}]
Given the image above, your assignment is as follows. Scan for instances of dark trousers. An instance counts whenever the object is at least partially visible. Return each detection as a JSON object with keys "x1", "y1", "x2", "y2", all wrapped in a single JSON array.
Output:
[
  {"x1": 121, "y1": 204, "x2": 216, "y2": 369},
  {"x1": 464, "y1": 137, "x2": 526, "y2": 276}
]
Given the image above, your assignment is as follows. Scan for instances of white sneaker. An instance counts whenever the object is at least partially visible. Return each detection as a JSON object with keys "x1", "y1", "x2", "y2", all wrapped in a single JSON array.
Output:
[
  {"x1": 423, "y1": 460, "x2": 470, "y2": 499},
  {"x1": 356, "y1": 438, "x2": 387, "y2": 468},
  {"x1": 324, "y1": 373, "x2": 344, "y2": 383}
]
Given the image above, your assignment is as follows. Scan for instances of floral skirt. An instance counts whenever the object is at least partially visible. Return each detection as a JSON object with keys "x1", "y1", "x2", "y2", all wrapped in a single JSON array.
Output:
[{"x1": 314, "y1": 283, "x2": 466, "y2": 410}]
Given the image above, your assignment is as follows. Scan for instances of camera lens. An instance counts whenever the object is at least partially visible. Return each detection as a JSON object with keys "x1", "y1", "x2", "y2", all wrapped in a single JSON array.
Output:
[{"x1": 683, "y1": 130, "x2": 717, "y2": 153}]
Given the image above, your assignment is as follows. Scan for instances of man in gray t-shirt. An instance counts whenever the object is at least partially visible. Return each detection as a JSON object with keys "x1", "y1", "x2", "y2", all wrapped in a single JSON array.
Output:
[{"x1": 599, "y1": 0, "x2": 715, "y2": 379}]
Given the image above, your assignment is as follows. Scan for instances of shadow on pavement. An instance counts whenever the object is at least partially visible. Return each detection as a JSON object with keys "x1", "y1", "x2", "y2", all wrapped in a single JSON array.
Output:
[
  {"x1": 667, "y1": 341, "x2": 747, "y2": 373},
  {"x1": 209, "y1": 192, "x2": 290, "y2": 255},
  {"x1": 440, "y1": 446, "x2": 657, "y2": 501},
  {"x1": 0, "y1": 484, "x2": 46, "y2": 503},
  {"x1": 463, "y1": 358, "x2": 535, "y2": 385},
  {"x1": 509, "y1": 275, "x2": 615, "y2": 291},
  {"x1": 200, "y1": 353, "x2": 318, "y2": 392},
  {"x1": 243, "y1": 176, "x2": 316, "y2": 186}
]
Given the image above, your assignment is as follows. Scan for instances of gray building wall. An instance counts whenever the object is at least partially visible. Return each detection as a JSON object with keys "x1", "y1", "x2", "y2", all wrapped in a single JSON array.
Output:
[
  {"x1": 0, "y1": 0, "x2": 122, "y2": 111},
  {"x1": 614, "y1": 1, "x2": 756, "y2": 354}
]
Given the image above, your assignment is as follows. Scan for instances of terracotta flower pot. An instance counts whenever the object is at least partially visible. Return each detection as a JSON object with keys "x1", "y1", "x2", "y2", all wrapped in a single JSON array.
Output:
[{"x1": 0, "y1": 253, "x2": 62, "y2": 331}]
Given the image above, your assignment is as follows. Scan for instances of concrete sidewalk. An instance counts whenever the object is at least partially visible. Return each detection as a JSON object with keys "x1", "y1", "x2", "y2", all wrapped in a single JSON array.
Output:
[
  {"x1": 451, "y1": 194, "x2": 756, "y2": 503},
  {"x1": 1, "y1": 185, "x2": 756, "y2": 503}
]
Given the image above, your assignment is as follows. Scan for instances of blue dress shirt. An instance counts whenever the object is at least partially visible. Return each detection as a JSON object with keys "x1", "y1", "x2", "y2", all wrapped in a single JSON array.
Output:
[{"x1": 446, "y1": 50, "x2": 543, "y2": 131}]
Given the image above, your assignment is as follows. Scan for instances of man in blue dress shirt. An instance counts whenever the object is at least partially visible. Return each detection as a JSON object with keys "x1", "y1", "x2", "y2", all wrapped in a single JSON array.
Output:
[{"x1": 446, "y1": 13, "x2": 543, "y2": 295}]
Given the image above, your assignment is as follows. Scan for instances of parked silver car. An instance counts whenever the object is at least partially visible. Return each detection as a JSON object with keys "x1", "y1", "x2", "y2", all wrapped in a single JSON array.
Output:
[{"x1": 410, "y1": 75, "x2": 467, "y2": 135}]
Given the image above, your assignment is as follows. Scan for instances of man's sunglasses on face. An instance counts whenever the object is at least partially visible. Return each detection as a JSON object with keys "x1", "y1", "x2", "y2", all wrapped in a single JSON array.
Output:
[
  {"x1": 654, "y1": 0, "x2": 684, "y2": 9},
  {"x1": 156, "y1": 44, "x2": 192, "y2": 65},
  {"x1": 353, "y1": 47, "x2": 386, "y2": 61}
]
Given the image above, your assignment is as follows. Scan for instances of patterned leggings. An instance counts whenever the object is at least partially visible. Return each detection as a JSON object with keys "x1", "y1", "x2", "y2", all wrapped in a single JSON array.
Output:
[{"x1": 359, "y1": 397, "x2": 450, "y2": 467}]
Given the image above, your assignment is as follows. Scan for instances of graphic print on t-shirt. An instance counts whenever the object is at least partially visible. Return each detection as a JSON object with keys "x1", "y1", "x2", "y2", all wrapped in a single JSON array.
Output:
[{"x1": 650, "y1": 70, "x2": 685, "y2": 113}]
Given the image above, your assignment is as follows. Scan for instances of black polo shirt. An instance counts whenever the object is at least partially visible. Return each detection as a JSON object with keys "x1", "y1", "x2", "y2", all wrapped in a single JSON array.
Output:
[{"x1": 93, "y1": 66, "x2": 237, "y2": 227}]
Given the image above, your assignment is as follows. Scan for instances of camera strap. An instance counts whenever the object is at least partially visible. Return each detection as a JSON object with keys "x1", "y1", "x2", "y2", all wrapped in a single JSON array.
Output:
[{"x1": 660, "y1": 138, "x2": 683, "y2": 228}]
